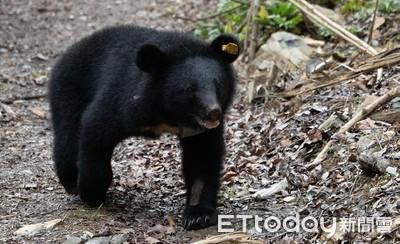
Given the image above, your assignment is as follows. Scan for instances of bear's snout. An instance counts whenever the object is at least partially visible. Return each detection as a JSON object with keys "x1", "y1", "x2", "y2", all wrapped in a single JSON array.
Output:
[
  {"x1": 206, "y1": 107, "x2": 221, "y2": 123},
  {"x1": 196, "y1": 105, "x2": 221, "y2": 129}
]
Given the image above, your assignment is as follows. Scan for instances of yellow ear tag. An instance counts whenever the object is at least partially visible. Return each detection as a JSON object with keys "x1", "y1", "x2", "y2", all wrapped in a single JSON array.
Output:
[{"x1": 221, "y1": 43, "x2": 238, "y2": 55}]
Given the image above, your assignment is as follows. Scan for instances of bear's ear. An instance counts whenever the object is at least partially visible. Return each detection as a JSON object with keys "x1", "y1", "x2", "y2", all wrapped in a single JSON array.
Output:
[
  {"x1": 210, "y1": 34, "x2": 241, "y2": 63},
  {"x1": 135, "y1": 44, "x2": 165, "y2": 73}
]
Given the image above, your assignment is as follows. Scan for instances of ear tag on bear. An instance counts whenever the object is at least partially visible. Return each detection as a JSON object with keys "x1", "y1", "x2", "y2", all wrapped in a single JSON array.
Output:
[{"x1": 221, "y1": 43, "x2": 238, "y2": 55}]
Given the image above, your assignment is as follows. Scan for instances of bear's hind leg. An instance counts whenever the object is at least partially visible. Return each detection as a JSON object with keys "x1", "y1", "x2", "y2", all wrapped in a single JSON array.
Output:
[
  {"x1": 77, "y1": 114, "x2": 116, "y2": 206},
  {"x1": 78, "y1": 140, "x2": 114, "y2": 206},
  {"x1": 53, "y1": 124, "x2": 80, "y2": 194}
]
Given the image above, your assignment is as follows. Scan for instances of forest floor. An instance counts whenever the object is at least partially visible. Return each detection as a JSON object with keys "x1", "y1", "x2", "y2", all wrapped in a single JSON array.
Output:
[{"x1": 1, "y1": 0, "x2": 399, "y2": 243}]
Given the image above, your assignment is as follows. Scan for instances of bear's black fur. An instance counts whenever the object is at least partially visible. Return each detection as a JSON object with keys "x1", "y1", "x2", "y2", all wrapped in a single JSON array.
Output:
[{"x1": 49, "y1": 25, "x2": 240, "y2": 230}]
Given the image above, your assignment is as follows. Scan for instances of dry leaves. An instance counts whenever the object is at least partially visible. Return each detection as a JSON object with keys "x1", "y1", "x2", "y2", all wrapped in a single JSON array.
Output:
[{"x1": 14, "y1": 219, "x2": 62, "y2": 236}]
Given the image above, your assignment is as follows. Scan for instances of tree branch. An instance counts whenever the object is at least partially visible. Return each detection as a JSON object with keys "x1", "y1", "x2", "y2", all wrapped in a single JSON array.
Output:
[
  {"x1": 288, "y1": 0, "x2": 378, "y2": 56},
  {"x1": 306, "y1": 86, "x2": 400, "y2": 170},
  {"x1": 0, "y1": 93, "x2": 47, "y2": 104}
]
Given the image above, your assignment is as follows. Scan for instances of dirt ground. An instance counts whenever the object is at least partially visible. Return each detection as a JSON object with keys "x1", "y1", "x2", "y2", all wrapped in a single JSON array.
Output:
[
  {"x1": 0, "y1": 1, "x2": 225, "y2": 243},
  {"x1": 1, "y1": 0, "x2": 399, "y2": 243}
]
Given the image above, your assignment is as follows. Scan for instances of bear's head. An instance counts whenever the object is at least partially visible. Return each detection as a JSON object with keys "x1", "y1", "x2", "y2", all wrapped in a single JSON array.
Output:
[{"x1": 135, "y1": 34, "x2": 240, "y2": 130}]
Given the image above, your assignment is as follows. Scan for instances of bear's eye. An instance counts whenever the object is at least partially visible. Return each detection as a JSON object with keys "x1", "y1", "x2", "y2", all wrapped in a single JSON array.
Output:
[{"x1": 185, "y1": 84, "x2": 196, "y2": 94}]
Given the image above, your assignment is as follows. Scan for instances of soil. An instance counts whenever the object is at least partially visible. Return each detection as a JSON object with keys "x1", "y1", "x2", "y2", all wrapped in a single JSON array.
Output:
[
  {"x1": 0, "y1": 1, "x2": 225, "y2": 243},
  {"x1": 1, "y1": 0, "x2": 399, "y2": 243}
]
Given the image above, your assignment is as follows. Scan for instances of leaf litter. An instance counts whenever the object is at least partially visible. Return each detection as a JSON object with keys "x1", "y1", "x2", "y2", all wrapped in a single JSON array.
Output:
[{"x1": 1, "y1": 0, "x2": 400, "y2": 243}]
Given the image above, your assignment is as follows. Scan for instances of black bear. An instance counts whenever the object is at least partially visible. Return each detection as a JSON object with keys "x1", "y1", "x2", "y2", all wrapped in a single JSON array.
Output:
[{"x1": 49, "y1": 25, "x2": 240, "y2": 230}]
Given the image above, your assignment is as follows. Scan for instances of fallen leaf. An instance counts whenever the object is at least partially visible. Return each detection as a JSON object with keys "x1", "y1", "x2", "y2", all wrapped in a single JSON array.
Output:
[
  {"x1": 14, "y1": 219, "x2": 62, "y2": 236},
  {"x1": 148, "y1": 224, "x2": 175, "y2": 234},
  {"x1": 331, "y1": 173, "x2": 345, "y2": 184},
  {"x1": 253, "y1": 178, "x2": 289, "y2": 199},
  {"x1": 354, "y1": 118, "x2": 377, "y2": 130},
  {"x1": 32, "y1": 53, "x2": 48, "y2": 61},
  {"x1": 321, "y1": 222, "x2": 345, "y2": 241},
  {"x1": 372, "y1": 16, "x2": 385, "y2": 39},
  {"x1": 166, "y1": 215, "x2": 176, "y2": 227},
  {"x1": 373, "y1": 16, "x2": 386, "y2": 30},
  {"x1": 282, "y1": 196, "x2": 297, "y2": 203},
  {"x1": 31, "y1": 107, "x2": 46, "y2": 119},
  {"x1": 307, "y1": 128, "x2": 322, "y2": 142},
  {"x1": 280, "y1": 138, "x2": 293, "y2": 147},
  {"x1": 222, "y1": 170, "x2": 237, "y2": 181},
  {"x1": 392, "y1": 216, "x2": 400, "y2": 229},
  {"x1": 145, "y1": 236, "x2": 162, "y2": 244}
]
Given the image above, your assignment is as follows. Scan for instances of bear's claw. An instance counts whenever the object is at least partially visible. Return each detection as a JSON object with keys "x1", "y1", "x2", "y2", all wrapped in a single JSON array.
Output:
[{"x1": 182, "y1": 205, "x2": 217, "y2": 230}]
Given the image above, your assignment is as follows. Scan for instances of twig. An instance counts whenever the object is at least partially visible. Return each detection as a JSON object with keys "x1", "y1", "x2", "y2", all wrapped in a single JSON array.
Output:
[
  {"x1": 306, "y1": 86, "x2": 400, "y2": 170},
  {"x1": 288, "y1": 0, "x2": 378, "y2": 56},
  {"x1": 192, "y1": 232, "x2": 263, "y2": 244},
  {"x1": 242, "y1": 1, "x2": 254, "y2": 62},
  {"x1": 248, "y1": 0, "x2": 260, "y2": 61},
  {"x1": 173, "y1": 5, "x2": 242, "y2": 23},
  {"x1": 0, "y1": 93, "x2": 47, "y2": 104},
  {"x1": 339, "y1": 86, "x2": 400, "y2": 133},
  {"x1": 279, "y1": 49, "x2": 400, "y2": 97},
  {"x1": 367, "y1": 0, "x2": 380, "y2": 44},
  {"x1": 305, "y1": 140, "x2": 332, "y2": 170},
  {"x1": 348, "y1": 51, "x2": 362, "y2": 67}
]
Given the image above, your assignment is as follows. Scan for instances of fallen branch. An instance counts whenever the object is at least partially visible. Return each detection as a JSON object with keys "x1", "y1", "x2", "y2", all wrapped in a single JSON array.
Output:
[
  {"x1": 367, "y1": 0, "x2": 380, "y2": 44},
  {"x1": 288, "y1": 0, "x2": 377, "y2": 55},
  {"x1": 280, "y1": 49, "x2": 400, "y2": 97},
  {"x1": 288, "y1": 0, "x2": 383, "y2": 80},
  {"x1": 0, "y1": 93, "x2": 47, "y2": 104},
  {"x1": 306, "y1": 86, "x2": 400, "y2": 169},
  {"x1": 339, "y1": 86, "x2": 400, "y2": 133},
  {"x1": 191, "y1": 232, "x2": 263, "y2": 244}
]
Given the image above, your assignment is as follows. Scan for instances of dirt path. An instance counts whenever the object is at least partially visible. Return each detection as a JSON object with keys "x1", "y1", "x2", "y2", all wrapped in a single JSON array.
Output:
[
  {"x1": 1, "y1": 1, "x2": 229, "y2": 243},
  {"x1": 2, "y1": 1, "x2": 399, "y2": 243}
]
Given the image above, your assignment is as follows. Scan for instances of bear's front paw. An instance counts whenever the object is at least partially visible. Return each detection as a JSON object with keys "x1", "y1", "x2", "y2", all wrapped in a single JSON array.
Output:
[
  {"x1": 64, "y1": 185, "x2": 79, "y2": 195},
  {"x1": 79, "y1": 190, "x2": 106, "y2": 207},
  {"x1": 182, "y1": 205, "x2": 217, "y2": 230}
]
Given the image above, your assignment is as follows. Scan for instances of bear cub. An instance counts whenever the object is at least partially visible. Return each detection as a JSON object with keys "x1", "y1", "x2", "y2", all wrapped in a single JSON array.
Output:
[{"x1": 49, "y1": 25, "x2": 240, "y2": 230}]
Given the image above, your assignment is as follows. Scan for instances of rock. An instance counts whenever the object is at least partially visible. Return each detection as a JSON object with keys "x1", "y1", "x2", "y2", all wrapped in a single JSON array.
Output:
[
  {"x1": 252, "y1": 31, "x2": 322, "y2": 72},
  {"x1": 85, "y1": 236, "x2": 111, "y2": 244},
  {"x1": 110, "y1": 233, "x2": 131, "y2": 244},
  {"x1": 358, "y1": 153, "x2": 392, "y2": 175},
  {"x1": 386, "y1": 166, "x2": 398, "y2": 177},
  {"x1": 63, "y1": 236, "x2": 83, "y2": 244},
  {"x1": 370, "y1": 108, "x2": 400, "y2": 124},
  {"x1": 82, "y1": 233, "x2": 131, "y2": 244}
]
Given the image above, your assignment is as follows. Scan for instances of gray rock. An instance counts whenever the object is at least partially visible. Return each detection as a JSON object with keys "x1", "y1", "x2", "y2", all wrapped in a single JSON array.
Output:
[
  {"x1": 85, "y1": 236, "x2": 111, "y2": 244},
  {"x1": 63, "y1": 236, "x2": 83, "y2": 244},
  {"x1": 110, "y1": 233, "x2": 131, "y2": 244}
]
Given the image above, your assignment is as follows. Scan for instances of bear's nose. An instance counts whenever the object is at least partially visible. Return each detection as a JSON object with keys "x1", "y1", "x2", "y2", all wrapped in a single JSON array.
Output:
[{"x1": 206, "y1": 107, "x2": 222, "y2": 122}]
